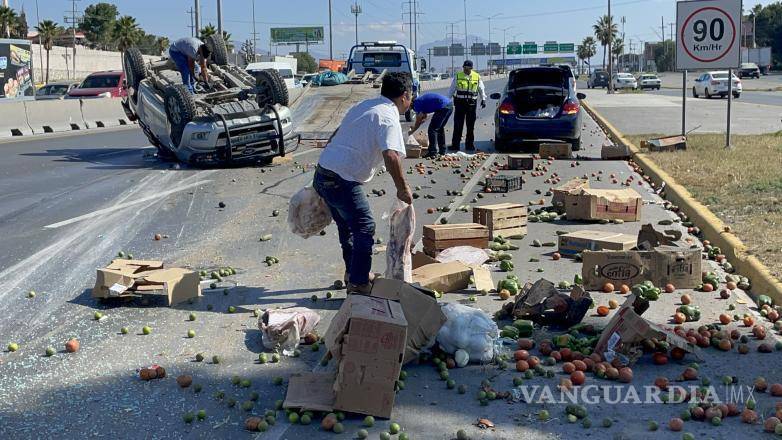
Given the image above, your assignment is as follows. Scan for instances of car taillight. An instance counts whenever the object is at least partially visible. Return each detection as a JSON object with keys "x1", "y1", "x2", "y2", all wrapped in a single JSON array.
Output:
[
  {"x1": 562, "y1": 100, "x2": 579, "y2": 115},
  {"x1": 499, "y1": 101, "x2": 515, "y2": 115}
]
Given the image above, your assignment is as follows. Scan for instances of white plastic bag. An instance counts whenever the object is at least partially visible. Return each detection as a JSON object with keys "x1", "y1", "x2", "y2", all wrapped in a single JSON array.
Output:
[
  {"x1": 436, "y1": 303, "x2": 499, "y2": 363},
  {"x1": 385, "y1": 199, "x2": 415, "y2": 282},
  {"x1": 259, "y1": 307, "x2": 321, "y2": 356},
  {"x1": 435, "y1": 246, "x2": 490, "y2": 266},
  {"x1": 288, "y1": 186, "x2": 332, "y2": 238}
]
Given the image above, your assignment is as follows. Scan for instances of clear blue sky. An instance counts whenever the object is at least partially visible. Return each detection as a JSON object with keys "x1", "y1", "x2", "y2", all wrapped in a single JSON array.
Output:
[{"x1": 13, "y1": 0, "x2": 776, "y2": 60}]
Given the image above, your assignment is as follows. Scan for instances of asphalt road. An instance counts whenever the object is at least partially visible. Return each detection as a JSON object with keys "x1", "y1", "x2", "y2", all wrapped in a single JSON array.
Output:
[
  {"x1": 649, "y1": 88, "x2": 782, "y2": 108},
  {"x1": 0, "y1": 79, "x2": 777, "y2": 440}
]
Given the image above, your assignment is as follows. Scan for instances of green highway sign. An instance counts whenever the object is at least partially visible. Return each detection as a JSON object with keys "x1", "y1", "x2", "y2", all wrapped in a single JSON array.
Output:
[
  {"x1": 522, "y1": 42, "x2": 537, "y2": 54},
  {"x1": 543, "y1": 41, "x2": 559, "y2": 53},
  {"x1": 558, "y1": 43, "x2": 575, "y2": 52},
  {"x1": 270, "y1": 27, "x2": 324, "y2": 45},
  {"x1": 506, "y1": 42, "x2": 521, "y2": 55}
]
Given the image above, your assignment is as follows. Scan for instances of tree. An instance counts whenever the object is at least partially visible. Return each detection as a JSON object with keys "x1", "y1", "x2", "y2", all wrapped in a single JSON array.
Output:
[
  {"x1": 593, "y1": 14, "x2": 618, "y2": 69},
  {"x1": 582, "y1": 36, "x2": 597, "y2": 72},
  {"x1": 113, "y1": 15, "x2": 141, "y2": 52},
  {"x1": 11, "y1": 9, "x2": 28, "y2": 39},
  {"x1": 751, "y1": 2, "x2": 782, "y2": 68},
  {"x1": 652, "y1": 40, "x2": 675, "y2": 72},
  {"x1": 155, "y1": 36, "x2": 170, "y2": 56},
  {"x1": 36, "y1": 20, "x2": 60, "y2": 83},
  {"x1": 292, "y1": 51, "x2": 317, "y2": 73},
  {"x1": 80, "y1": 3, "x2": 119, "y2": 50},
  {"x1": 222, "y1": 31, "x2": 233, "y2": 51},
  {"x1": 0, "y1": 6, "x2": 18, "y2": 38},
  {"x1": 612, "y1": 39, "x2": 625, "y2": 69},
  {"x1": 200, "y1": 24, "x2": 217, "y2": 40}
]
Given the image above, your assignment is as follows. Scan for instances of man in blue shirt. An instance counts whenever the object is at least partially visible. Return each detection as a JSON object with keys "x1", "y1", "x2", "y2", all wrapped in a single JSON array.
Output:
[
  {"x1": 168, "y1": 37, "x2": 211, "y2": 93},
  {"x1": 408, "y1": 92, "x2": 453, "y2": 157}
]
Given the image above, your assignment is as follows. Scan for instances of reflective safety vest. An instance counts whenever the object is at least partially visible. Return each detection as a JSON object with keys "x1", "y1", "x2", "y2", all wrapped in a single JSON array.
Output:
[{"x1": 455, "y1": 71, "x2": 480, "y2": 100}]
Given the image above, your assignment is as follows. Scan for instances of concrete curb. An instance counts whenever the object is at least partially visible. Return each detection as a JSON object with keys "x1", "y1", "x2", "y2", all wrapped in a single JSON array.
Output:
[{"x1": 582, "y1": 98, "x2": 782, "y2": 303}]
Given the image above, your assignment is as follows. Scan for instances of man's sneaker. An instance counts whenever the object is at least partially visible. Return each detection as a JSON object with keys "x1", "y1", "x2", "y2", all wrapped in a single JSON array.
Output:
[{"x1": 347, "y1": 282, "x2": 372, "y2": 295}]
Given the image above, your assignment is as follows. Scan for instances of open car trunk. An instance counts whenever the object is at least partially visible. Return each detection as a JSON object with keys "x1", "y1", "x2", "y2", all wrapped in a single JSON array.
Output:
[{"x1": 508, "y1": 68, "x2": 567, "y2": 118}]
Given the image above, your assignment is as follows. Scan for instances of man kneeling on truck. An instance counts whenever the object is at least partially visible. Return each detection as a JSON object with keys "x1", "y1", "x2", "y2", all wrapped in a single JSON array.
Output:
[
  {"x1": 314, "y1": 72, "x2": 413, "y2": 295},
  {"x1": 168, "y1": 37, "x2": 211, "y2": 93}
]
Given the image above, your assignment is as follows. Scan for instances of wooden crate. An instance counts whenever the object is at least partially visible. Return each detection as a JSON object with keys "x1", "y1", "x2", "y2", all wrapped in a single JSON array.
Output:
[
  {"x1": 472, "y1": 203, "x2": 528, "y2": 239},
  {"x1": 507, "y1": 154, "x2": 534, "y2": 170},
  {"x1": 422, "y1": 223, "x2": 489, "y2": 256}
]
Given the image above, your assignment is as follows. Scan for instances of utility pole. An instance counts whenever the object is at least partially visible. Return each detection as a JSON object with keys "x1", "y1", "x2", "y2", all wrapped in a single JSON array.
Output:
[
  {"x1": 607, "y1": 0, "x2": 613, "y2": 94},
  {"x1": 404, "y1": 1, "x2": 413, "y2": 50},
  {"x1": 661, "y1": 16, "x2": 665, "y2": 55},
  {"x1": 351, "y1": 3, "x2": 362, "y2": 46},
  {"x1": 187, "y1": 7, "x2": 195, "y2": 37},
  {"x1": 413, "y1": 0, "x2": 417, "y2": 54},
  {"x1": 328, "y1": 0, "x2": 333, "y2": 60},
  {"x1": 669, "y1": 22, "x2": 675, "y2": 45},
  {"x1": 478, "y1": 13, "x2": 501, "y2": 75},
  {"x1": 217, "y1": 0, "x2": 223, "y2": 37},
  {"x1": 447, "y1": 22, "x2": 458, "y2": 75},
  {"x1": 251, "y1": 0, "x2": 258, "y2": 62},
  {"x1": 463, "y1": 0, "x2": 468, "y2": 60},
  {"x1": 194, "y1": 0, "x2": 200, "y2": 35},
  {"x1": 64, "y1": 0, "x2": 81, "y2": 79}
]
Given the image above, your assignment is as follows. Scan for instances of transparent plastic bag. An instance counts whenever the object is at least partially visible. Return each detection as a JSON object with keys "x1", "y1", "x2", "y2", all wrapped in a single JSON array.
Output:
[
  {"x1": 259, "y1": 307, "x2": 321, "y2": 356},
  {"x1": 385, "y1": 199, "x2": 415, "y2": 282},
  {"x1": 436, "y1": 303, "x2": 499, "y2": 363},
  {"x1": 287, "y1": 186, "x2": 332, "y2": 239}
]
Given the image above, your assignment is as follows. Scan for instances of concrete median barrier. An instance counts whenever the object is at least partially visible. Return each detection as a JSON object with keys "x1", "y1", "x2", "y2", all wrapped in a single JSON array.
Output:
[
  {"x1": 0, "y1": 101, "x2": 33, "y2": 137},
  {"x1": 24, "y1": 99, "x2": 86, "y2": 134},
  {"x1": 80, "y1": 98, "x2": 130, "y2": 128}
]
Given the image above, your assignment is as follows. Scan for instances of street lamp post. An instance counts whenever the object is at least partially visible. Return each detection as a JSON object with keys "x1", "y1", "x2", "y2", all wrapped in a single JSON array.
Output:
[
  {"x1": 607, "y1": 0, "x2": 614, "y2": 94},
  {"x1": 478, "y1": 13, "x2": 501, "y2": 76}
]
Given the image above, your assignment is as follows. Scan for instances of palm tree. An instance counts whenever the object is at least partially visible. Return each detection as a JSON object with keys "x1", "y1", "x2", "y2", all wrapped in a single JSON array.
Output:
[
  {"x1": 576, "y1": 45, "x2": 587, "y2": 75},
  {"x1": 155, "y1": 36, "x2": 169, "y2": 56},
  {"x1": 113, "y1": 15, "x2": 141, "y2": 52},
  {"x1": 582, "y1": 36, "x2": 597, "y2": 72},
  {"x1": 35, "y1": 20, "x2": 59, "y2": 83},
  {"x1": 222, "y1": 31, "x2": 233, "y2": 51},
  {"x1": 199, "y1": 24, "x2": 217, "y2": 40},
  {"x1": 0, "y1": 6, "x2": 18, "y2": 38},
  {"x1": 612, "y1": 39, "x2": 625, "y2": 70},
  {"x1": 593, "y1": 14, "x2": 618, "y2": 69}
]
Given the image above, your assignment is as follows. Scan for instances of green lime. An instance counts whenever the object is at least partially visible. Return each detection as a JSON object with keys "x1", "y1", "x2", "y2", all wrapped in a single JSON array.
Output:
[
  {"x1": 399, "y1": 433, "x2": 410, "y2": 440},
  {"x1": 120, "y1": 327, "x2": 129, "y2": 334},
  {"x1": 258, "y1": 353, "x2": 268, "y2": 363},
  {"x1": 538, "y1": 410, "x2": 550, "y2": 421},
  {"x1": 272, "y1": 353, "x2": 280, "y2": 363},
  {"x1": 240, "y1": 379, "x2": 251, "y2": 388},
  {"x1": 380, "y1": 432, "x2": 392, "y2": 440},
  {"x1": 446, "y1": 379, "x2": 456, "y2": 389},
  {"x1": 336, "y1": 412, "x2": 345, "y2": 421},
  {"x1": 648, "y1": 421, "x2": 659, "y2": 431},
  {"x1": 357, "y1": 429, "x2": 369, "y2": 439},
  {"x1": 363, "y1": 415, "x2": 375, "y2": 427},
  {"x1": 7, "y1": 342, "x2": 19, "y2": 352},
  {"x1": 456, "y1": 430, "x2": 468, "y2": 440},
  {"x1": 142, "y1": 326, "x2": 152, "y2": 335},
  {"x1": 300, "y1": 414, "x2": 311, "y2": 425},
  {"x1": 602, "y1": 418, "x2": 612, "y2": 427},
  {"x1": 212, "y1": 355, "x2": 221, "y2": 364},
  {"x1": 288, "y1": 412, "x2": 299, "y2": 424},
  {"x1": 183, "y1": 412, "x2": 194, "y2": 423},
  {"x1": 333, "y1": 422, "x2": 344, "y2": 433},
  {"x1": 227, "y1": 306, "x2": 236, "y2": 313},
  {"x1": 258, "y1": 420, "x2": 269, "y2": 431},
  {"x1": 389, "y1": 422, "x2": 401, "y2": 434},
  {"x1": 231, "y1": 375, "x2": 241, "y2": 385},
  {"x1": 197, "y1": 409, "x2": 206, "y2": 420},
  {"x1": 94, "y1": 311, "x2": 103, "y2": 320},
  {"x1": 187, "y1": 329, "x2": 196, "y2": 338},
  {"x1": 189, "y1": 313, "x2": 196, "y2": 321},
  {"x1": 27, "y1": 290, "x2": 36, "y2": 298},
  {"x1": 45, "y1": 347, "x2": 55, "y2": 357}
]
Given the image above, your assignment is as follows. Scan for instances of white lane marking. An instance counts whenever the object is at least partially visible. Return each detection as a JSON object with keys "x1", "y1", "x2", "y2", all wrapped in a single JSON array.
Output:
[
  {"x1": 43, "y1": 179, "x2": 213, "y2": 229},
  {"x1": 176, "y1": 186, "x2": 200, "y2": 242},
  {"x1": 412, "y1": 153, "x2": 498, "y2": 251}
]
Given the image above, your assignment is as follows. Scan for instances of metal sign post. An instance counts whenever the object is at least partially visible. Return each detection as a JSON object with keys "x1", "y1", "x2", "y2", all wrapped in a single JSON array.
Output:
[
  {"x1": 676, "y1": 0, "x2": 742, "y2": 149},
  {"x1": 682, "y1": 70, "x2": 687, "y2": 136}
]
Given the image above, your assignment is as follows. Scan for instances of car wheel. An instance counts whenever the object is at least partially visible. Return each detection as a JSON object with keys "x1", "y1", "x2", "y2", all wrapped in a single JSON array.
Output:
[
  {"x1": 163, "y1": 84, "x2": 196, "y2": 148},
  {"x1": 570, "y1": 138, "x2": 581, "y2": 151},
  {"x1": 123, "y1": 47, "x2": 146, "y2": 105},
  {"x1": 733, "y1": 93, "x2": 740, "y2": 99},
  {"x1": 255, "y1": 69, "x2": 289, "y2": 107},
  {"x1": 705, "y1": 88, "x2": 711, "y2": 99},
  {"x1": 494, "y1": 135, "x2": 509, "y2": 152},
  {"x1": 204, "y1": 34, "x2": 229, "y2": 66},
  {"x1": 692, "y1": 87, "x2": 698, "y2": 98}
]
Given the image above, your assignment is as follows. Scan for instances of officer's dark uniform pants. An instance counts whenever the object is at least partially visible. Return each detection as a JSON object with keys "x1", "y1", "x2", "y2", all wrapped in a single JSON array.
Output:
[{"x1": 451, "y1": 98, "x2": 477, "y2": 150}]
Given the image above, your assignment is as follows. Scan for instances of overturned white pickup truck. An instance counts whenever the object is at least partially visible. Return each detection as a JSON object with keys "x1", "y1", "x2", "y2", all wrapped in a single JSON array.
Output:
[{"x1": 121, "y1": 35, "x2": 296, "y2": 165}]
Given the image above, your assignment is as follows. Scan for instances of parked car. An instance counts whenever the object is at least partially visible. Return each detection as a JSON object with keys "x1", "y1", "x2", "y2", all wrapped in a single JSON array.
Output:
[
  {"x1": 419, "y1": 73, "x2": 434, "y2": 81},
  {"x1": 692, "y1": 71, "x2": 742, "y2": 99},
  {"x1": 638, "y1": 73, "x2": 661, "y2": 90},
  {"x1": 586, "y1": 70, "x2": 608, "y2": 89},
  {"x1": 737, "y1": 62, "x2": 761, "y2": 79},
  {"x1": 246, "y1": 62, "x2": 299, "y2": 89},
  {"x1": 35, "y1": 81, "x2": 79, "y2": 100},
  {"x1": 439, "y1": 73, "x2": 451, "y2": 80},
  {"x1": 612, "y1": 73, "x2": 638, "y2": 90},
  {"x1": 491, "y1": 65, "x2": 585, "y2": 151},
  {"x1": 67, "y1": 70, "x2": 126, "y2": 98}
]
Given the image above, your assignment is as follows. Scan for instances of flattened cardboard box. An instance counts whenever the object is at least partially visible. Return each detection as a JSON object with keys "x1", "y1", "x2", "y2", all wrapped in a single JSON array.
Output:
[
  {"x1": 601, "y1": 143, "x2": 631, "y2": 160},
  {"x1": 594, "y1": 294, "x2": 699, "y2": 366},
  {"x1": 92, "y1": 259, "x2": 201, "y2": 306},
  {"x1": 412, "y1": 261, "x2": 472, "y2": 293},
  {"x1": 371, "y1": 278, "x2": 447, "y2": 364},
  {"x1": 287, "y1": 295, "x2": 407, "y2": 418},
  {"x1": 581, "y1": 244, "x2": 701, "y2": 289},
  {"x1": 564, "y1": 188, "x2": 642, "y2": 222},
  {"x1": 558, "y1": 230, "x2": 638, "y2": 256}
]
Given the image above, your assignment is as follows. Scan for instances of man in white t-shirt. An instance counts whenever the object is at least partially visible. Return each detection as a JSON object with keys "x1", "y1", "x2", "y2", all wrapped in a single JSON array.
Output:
[{"x1": 314, "y1": 73, "x2": 413, "y2": 295}]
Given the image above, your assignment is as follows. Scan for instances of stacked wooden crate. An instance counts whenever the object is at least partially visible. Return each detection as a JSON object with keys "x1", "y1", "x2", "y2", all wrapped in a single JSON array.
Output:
[
  {"x1": 472, "y1": 203, "x2": 528, "y2": 239},
  {"x1": 422, "y1": 223, "x2": 489, "y2": 257}
]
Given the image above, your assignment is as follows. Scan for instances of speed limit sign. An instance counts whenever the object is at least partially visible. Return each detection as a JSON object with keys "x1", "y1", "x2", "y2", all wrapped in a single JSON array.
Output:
[{"x1": 676, "y1": 0, "x2": 741, "y2": 70}]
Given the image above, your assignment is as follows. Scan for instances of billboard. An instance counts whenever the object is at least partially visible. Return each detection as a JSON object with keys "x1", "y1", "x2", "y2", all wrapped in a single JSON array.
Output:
[
  {"x1": 270, "y1": 27, "x2": 324, "y2": 45},
  {"x1": 487, "y1": 43, "x2": 501, "y2": 56},
  {"x1": 471, "y1": 43, "x2": 486, "y2": 56},
  {"x1": 0, "y1": 39, "x2": 34, "y2": 101},
  {"x1": 433, "y1": 46, "x2": 449, "y2": 56},
  {"x1": 449, "y1": 44, "x2": 464, "y2": 56}
]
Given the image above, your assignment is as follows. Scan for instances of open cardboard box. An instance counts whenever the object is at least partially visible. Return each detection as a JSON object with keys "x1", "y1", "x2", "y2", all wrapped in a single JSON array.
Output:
[
  {"x1": 411, "y1": 255, "x2": 493, "y2": 293},
  {"x1": 285, "y1": 295, "x2": 408, "y2": 418},
  {"x1": 565, "y1": 188, "x2": 643, "y2": 222},
  {"x1": 558, "y1": 230, "x2": 638, "y2": 256},
  {"x1": 594, "y1": 294, "x2": 700, "y2": 365},
  {"x1": 581, "y1": 225, "x2": 701, "y2": 289},
  {"x1": 92, "y1": 259, "x2": 201, "y2": 306}
]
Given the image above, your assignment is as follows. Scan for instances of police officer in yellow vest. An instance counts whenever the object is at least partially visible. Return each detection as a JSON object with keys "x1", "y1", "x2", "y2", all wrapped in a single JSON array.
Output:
[{"x1": 447, "y1": 60, "x2": 486, "y2": 151}]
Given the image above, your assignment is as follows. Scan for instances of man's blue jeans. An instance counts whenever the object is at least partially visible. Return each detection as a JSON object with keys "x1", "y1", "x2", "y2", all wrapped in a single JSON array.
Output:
[
  {"x1": 427, "y1": 105, "x2": 453, "y2": 155},
  {"x1": 169, "y1": 49, "x2": 194, "y2": 93},
  {"x1": 313, "y1": 166, "x2": 375, "y2": 285}
]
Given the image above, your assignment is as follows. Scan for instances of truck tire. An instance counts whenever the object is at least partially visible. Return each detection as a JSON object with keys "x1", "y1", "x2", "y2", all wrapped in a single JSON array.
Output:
[
  {"x1": 255, "y1": 69, "x2": 289, "y2": 107},
  {"x1": 204, "y1": 34, "x2": 229, "y2": 66},
  {"x1": 494, "y1": 135, "x2": 509, "y2": 152},
  {"x1": 570, "y1": 137, "x2": 582, "y2": 151},
  {"x1": 163, "y1": 84, "x2": 195, "y2": 148},
  {"x1": 123, "y1": 47, "x2": 146, "y2": 104}
]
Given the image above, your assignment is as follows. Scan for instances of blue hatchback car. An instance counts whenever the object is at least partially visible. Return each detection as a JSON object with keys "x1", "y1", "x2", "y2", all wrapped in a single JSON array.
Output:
[{"x1": 492, "y1": 66, "x2": 585, "y2": 151}]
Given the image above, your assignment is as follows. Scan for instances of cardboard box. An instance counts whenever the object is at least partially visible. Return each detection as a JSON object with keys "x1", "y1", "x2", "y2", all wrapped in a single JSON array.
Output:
[
  {"x1": 564, "y1": 188, "x2": 642, "y2": 222},
  {"x1": 594, "y1": 294, "x2": 699, "y2": 365},
  {"x1": 558, "y1": 230, "x2": 638, "y2": 256},
  {"x1": 472, "y1": 203, "x2": 527, "y2": 239},
  {"x1": 601, "y1": 143, "x2": 631, "y2": 159},
  {"x1": 422, "y1": 223, "x2": 489, "y2": 257},
  {"x1": 552, "y1": 178, "x2": 589, "y2": 212},
  {"x1": 507, "y1": 154, "x2": 534, "y2": 170},
  {"x1": 412, "y1": 261, "x2": 473, "y2": 293},
  {"x1": 539, "y1": 142, "x2": 572, "y2": 159},
  {"x1": 641, "y1": 135, "x2": 686, "y2": 152},
  {"x1": 411, "y1": 251, "x2": 437, "y2": 269},
  {"x1": 581, "y1": 227, "x2": 702, "y2": 289},
  {"x1": 92, "y1": 259, "x2": 201, "y2": 306},
  {"x1": 405, "y1": 145, "x2": 422, "y2": 158},
  {"x1": 371, "y1": 278, "x2": 447, "y2": 364},
  {"x1": 287, "y1": 295, "x2": 407, "y2": 418}
]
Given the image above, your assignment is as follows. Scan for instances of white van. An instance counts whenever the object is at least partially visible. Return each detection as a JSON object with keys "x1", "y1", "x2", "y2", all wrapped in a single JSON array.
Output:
[{"x1": 246, "y1": 62, "x2": 300, "y2": 90}]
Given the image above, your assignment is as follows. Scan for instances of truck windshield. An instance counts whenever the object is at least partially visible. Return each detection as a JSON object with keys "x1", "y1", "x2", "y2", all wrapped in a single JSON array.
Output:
[
  {"x1": 278, "y1": 69, "x2": 294, "y2": 79},
  {"x1": 363, "y1": 52, "x2": 402, "y2": 68}
]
